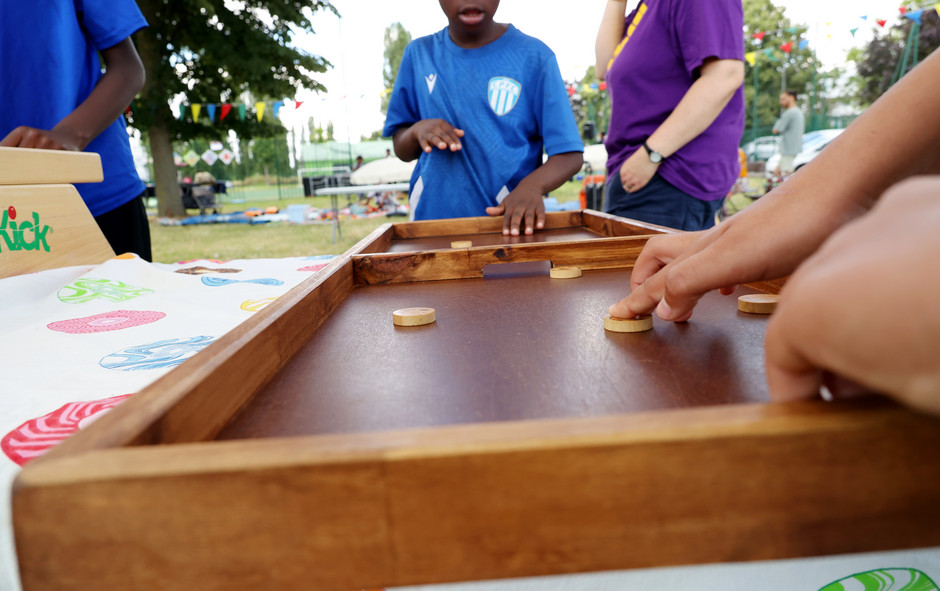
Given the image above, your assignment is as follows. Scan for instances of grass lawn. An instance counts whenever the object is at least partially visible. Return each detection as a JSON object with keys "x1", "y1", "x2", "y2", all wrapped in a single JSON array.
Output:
[{"x1": 149, "y1": 179, "x2": 584, "y2": 263}]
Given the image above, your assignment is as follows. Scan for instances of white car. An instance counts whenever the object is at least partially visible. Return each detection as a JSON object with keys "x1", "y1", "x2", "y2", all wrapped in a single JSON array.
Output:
[{"x1": 765, "y1": 129, "x2": 845, "y2": 178}]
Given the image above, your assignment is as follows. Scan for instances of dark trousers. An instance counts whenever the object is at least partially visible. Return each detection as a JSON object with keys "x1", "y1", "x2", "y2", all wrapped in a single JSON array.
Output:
[
  {"x1": 604, "y1": 171, "x2": 722, "y2": 231},
  {"x1": 94, "y1": 194, "x2": 153, "y2": 262}
]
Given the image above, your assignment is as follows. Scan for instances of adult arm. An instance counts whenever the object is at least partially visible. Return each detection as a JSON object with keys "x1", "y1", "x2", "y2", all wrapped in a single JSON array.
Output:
[
  {"x1": 0, "y1": 38, "x2": 145, "y2": 150},
  {"x1": 618, "y1": 57, "x2": 744, "y2": 192},
  {"x1": 765, "y1": 177, "x2": 940, "y2": 415},
  {"x1": 595, "y1": 0, "x2": 628, "y2": 79},
  {"x1": 610, "y1": 48, "x2": 940, "y2": 322},
  {"x1": 485, "y1": 152, "x2": 584, "y2": 236}
]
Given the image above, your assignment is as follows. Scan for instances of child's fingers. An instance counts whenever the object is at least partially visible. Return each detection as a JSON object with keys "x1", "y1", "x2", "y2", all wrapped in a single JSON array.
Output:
[{"x1": 523, "y1": 209, "x2": 536, "y2": 235}]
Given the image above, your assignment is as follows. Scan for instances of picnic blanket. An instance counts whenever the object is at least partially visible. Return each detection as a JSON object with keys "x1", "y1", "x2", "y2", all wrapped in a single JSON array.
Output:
[{"x1": 0, "y1": 255, "x2": 938, "y2": 591}]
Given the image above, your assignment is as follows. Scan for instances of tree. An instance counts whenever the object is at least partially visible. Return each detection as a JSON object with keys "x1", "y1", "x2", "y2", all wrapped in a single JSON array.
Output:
[
  {"x1": 128, "y1": 0, "x2": 336, "y2": 217},
  {"x1": 567, "y1": 66, "x2": 608, "y2": 142},
  {"x1": 381, "y1": 22, "x2": 412, "y2": 114},
  {"x1": 855, "y1": 6, "x2": 939, "y2": 106}
]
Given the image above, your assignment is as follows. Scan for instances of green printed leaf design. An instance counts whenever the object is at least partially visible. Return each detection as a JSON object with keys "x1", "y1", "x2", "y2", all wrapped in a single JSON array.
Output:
[{"x1": 820, "y1": 568, "x2": 938, "y2": 591}]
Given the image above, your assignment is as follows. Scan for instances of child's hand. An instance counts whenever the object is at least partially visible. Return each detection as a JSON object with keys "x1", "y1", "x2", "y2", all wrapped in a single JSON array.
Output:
[
  {"x1": 411, "y1": 119, "x2": 464, "y2": 153},
  {"x1": 765, "y1": 177, "x2": 940, "y2": 415},
  {"x1": 0, "y1": 126, "x2": 81, "y2": 151},
  {"x1": 485, "y1": 182, "x2": 545, "y2": 236}
]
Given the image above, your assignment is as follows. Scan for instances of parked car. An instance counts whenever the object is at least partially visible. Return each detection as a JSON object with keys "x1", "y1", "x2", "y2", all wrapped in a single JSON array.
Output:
[
  {"x1": 765, "y1": 129, "x2": 845, "y2": 178},
  {"x1": 741, "y1": 135, "x2": 780, "y2": 161}
]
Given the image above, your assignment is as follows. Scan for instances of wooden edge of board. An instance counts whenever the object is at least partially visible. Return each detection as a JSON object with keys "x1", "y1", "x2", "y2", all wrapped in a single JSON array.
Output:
[
  {"x1": 347, "y1": 221, "x2": 395, "y2": 255},
  {"x1": 581, "y1": 209, "x2": 676, "y2": 236},
  {"x1": 391, "y1": 211, "x2": 584, "y2": 240},
  {"x1": 0, "y1": 147, "x2": 103, "y2": 185}
]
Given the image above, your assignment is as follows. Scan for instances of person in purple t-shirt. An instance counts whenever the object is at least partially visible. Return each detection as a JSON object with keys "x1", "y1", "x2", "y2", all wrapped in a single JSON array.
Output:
[{"x1": 595, "y1": 0, "x2": 746, "y2": 231}]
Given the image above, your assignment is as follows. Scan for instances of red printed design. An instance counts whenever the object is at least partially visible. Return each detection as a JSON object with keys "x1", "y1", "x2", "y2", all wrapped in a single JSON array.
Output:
[
  {"x1": 47, "y1": 310, "x2": 166, "y2": 334},
  {"x1": 297, "y1": 263, "x2": 329, "y2": 272},
  {"x1": 2, "y1": 394, "x2": 131, "y2": 465}
]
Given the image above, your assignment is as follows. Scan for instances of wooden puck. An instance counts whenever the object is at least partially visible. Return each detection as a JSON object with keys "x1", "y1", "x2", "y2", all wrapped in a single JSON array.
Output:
[
  {"x1": 738, "y1": 294, "x2": 779, "y2": 314},
  {"x1": 604, "y1": 314, "x2": 653, "y2": 333},
  {"x1": 450, "y1": 240, "x2": 473, "y2": 248},
  {"x1": 393, "y1": 307, "x2": 436, "y2": 327},
  {"x1": 550, "y1": 266, "x2": 582, "y2": 279}
]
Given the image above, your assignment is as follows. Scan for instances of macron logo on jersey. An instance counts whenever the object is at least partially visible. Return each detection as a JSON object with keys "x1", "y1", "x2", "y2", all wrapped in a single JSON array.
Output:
[
  {"x1": 487, "y1": 77, "x2": 521, "y2": 116},
  {"x1": 425, "y1": 74, "x2": 437, "y2": 94}
]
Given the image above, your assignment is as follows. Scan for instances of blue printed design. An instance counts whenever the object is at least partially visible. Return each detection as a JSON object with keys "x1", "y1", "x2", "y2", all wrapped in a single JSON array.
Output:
[
  {"x1": 820, "y1": 568, "x2": 939, "y2": 591},
  {"x1": 58, "y1": 278, "x2": 155, "y2": 304},
  {"x1": 201, "y1": 276, "x2": 284, "y2": 287},
  {"x1": 100, "y1": 336, "x2": 217, "y2": 371},
  {"x1": 487, "y1": 76, "x2": 521, "y2": 116}
]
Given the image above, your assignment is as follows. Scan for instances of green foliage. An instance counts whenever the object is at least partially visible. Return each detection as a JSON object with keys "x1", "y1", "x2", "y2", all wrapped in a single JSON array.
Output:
[
  {"x1": 381, "y1": 22, "x2": 412, "y2": 114},
  {"x1": 568, "y1": 66, "x2": 608, "y2": 142}
]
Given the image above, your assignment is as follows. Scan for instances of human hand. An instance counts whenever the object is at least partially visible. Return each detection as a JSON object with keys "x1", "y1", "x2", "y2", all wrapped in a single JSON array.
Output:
[
  {"x1": 485, "y1": 181, "x2": 545, "y2": 236},
  {"x1": 410, "y1": 119, "x2": 465, "y2": 154},
  {"x1": 618, "y1": 148, "x2": 659, "y2": 194},
  {"x1": 765, "y1": 177, "x2": 940, "y2": 415},
  {"x1": 0, "y1": 126, "x2": 81, "y2": 151}
]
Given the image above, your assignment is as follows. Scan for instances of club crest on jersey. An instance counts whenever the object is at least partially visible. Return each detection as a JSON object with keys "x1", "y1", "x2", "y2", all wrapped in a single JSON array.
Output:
[{"x1": 487, "y1": 77, "x2": 521, "y2": 116}]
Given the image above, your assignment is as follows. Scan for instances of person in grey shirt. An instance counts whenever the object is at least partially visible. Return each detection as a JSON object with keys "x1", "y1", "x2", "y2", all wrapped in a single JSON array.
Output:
[{"x1": 773, "y1": 90, "x2": 805, "y2": 176}]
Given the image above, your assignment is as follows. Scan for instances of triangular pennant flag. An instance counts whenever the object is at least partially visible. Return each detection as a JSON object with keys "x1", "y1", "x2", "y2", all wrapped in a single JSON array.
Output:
[
  {"x1": 294, "y1": 100, "x2": 303, "y2": 109},
  {"x1": 206, "y1": 104, "x2": 217, "y2": 122},
  {"x1": 899, "y1": 6, "x2": 907, "y2": 15},
  {"x1": 744, "y1": 51, "x2": 757, "y2": 66},
  {"x1": 191, "y1": 103, "x2": 202, "y2": 122},
  {"x1": 220, "y1": 103, "x2": 232, "y2": 121},
  {"x1": 752, "y1": 31, "x2": 766, "y2": 41},
  {"x1": 273, "y1": 100, "x2": 284, "y2": 119},
  {"x1": 860, "y1": 15, "x2": 868, "y2": 21},
  {"x1": 935, "y1": 4, "x2": 940, "y2": 17},
  {"x1": 178, "y1": 104, "x2": 187, "y2": 120},
  {"x1": 905, "y1": 9, "x2": 923, "y2": 24},
  {"x1": 781, "y1": 41, "x2": 793, "y2": 53},
  {"x1": 798, "y1": 40, "x2": 809, "y2": 50},
  {"x1": 876, "y1": 19, "x2": 887, "y2": 27},
  {"x1": 786, "y1": 26, "x2": 798, "y2": 33},
  {"x1": 255, "y1": 102, "x2": 266, "y2": 122},
  {"x1": 850, "y1": 27, "x2": 859, "y2": 36},
  {"x1": 238, "y1": 104, "x2": 246, "y2": 120}
]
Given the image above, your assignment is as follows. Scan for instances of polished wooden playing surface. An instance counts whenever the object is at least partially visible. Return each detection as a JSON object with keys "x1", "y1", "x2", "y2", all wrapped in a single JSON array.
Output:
[
  {"x1": 218, "y1": 268, "x2": 771, "y2": 440},
  {"x1": 387, "y1": 226, "x2": 605, "y2": 252}
]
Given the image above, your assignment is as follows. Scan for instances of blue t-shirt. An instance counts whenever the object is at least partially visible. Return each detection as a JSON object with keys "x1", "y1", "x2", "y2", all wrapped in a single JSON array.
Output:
[
  {"x1": 383, "y1": 25, "x2": 583, "y2": 221},
  {"x1": 0, "y1": 0, "x2": 147, "y2": 217}
]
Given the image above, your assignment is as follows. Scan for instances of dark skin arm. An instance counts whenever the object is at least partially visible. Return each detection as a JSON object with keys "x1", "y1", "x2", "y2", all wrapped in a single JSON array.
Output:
[
  {"x1": 393, "y1": 120, "x2": 583, "y2": 235},
  {"x1": 1, "y1": 38, "x2": 145, "y2": 151}
]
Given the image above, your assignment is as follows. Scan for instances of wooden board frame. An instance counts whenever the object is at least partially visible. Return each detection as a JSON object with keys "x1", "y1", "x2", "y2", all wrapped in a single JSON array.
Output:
[{"x1": 12, "y1": 222, "x2": 940, "y2": 590}]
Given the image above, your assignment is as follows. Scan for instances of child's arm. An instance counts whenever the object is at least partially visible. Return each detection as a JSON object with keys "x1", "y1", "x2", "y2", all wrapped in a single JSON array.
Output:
[
  {"x1": 1, "y1": 38, "x2": 145, "y2": 150},
  {"x1": 609, "y1": 48, "x2": 940, "y2": 323},
  {"x1": 765, "y1": 177, "x2": 940, "y2": 415},
  {"x1": 485, "y1": 152, "x2": 583, "y2": 236},
  {"x1": 392, "y1": 119, "x2": 465, "y2": 162}
]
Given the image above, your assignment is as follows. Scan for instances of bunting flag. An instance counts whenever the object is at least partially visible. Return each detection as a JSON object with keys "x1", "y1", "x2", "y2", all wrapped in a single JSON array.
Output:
[
  {"x1": 238, "y1": 104, "x2": 246, "y2": 120},
  {"x1": 850, "y1": 27, "x2": 859, "y2": 36},
  {"x1": 294, "y1": 101, "x2": 303, "y2": 109},
  {"x1": 178, "y1": 104, "x2": 186, "y2": 121},
  {"x1": 798, "y1": 39, "x2": 809, "y2": 50},
  {"x1": 781, "y1": 41, "x2": 793, "y2": 53},
  {"x1": 744, "y1": 51, "x2": 757, "y2": 66},
  {"x1": 936, "y1": 4, "x2": 940, "y2": 16},
  {"x1": 877, "y1": 19, "x2": 887, "y2": 27},
  {"x1": 905, "y1": 9, "x2": 924, "y2": 23},
  {"x1": 752, "y1": 31, "x2": 766, "y2": 41},
  {"x1": 899, "y1": 6, "x2": 908, "y2": 15},
  {"x1": 206, "y1": 104, "x2": 217, "y2": 122},
  {"x1": 191, "y1": 104, "x2": 201, "y2": 122},
  {"x1": 272, "y1": 100, "x2": 284, "y2": 119},
  {"x1": 255, "y1": 102, "x2": 266, "y2": 122},
  {"x1": 220, "y1": 103, "x2": 232, "y2": 121},
  {"x1": 861, "y1": 15, "x2": 868, "y2": 20}
]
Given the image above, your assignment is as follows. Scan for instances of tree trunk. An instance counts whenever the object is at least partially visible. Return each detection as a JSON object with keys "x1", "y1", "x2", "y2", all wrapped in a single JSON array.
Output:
[{"x1": 148, "y1": 125, "x2": 183, "y2": 218}]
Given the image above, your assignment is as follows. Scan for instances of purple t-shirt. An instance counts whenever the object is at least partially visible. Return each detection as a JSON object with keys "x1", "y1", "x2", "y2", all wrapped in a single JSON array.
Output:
[{"x1": 604, "y1": 0, "x2": 745, "y2": 201}]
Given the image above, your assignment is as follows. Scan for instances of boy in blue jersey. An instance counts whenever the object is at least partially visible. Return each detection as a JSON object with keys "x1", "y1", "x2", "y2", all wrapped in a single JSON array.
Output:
[
  {"x1": 0, "y1": 0, "x2": 151, "y2": 261},
  {"x1": 383, "y1": 0, "x2": 584, "y2": 236}
]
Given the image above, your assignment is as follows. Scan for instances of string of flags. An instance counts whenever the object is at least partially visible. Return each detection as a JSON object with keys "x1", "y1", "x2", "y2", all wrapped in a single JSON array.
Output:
[
  {"x1": 744, "y1": 3, "x2": 939, "y2": 66},
  {"x1": 126, "y1": 99, "x2": 306, "y2": 123}
]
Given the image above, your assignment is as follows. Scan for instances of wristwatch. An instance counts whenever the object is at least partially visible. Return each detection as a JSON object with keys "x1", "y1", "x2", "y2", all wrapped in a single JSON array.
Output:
[{"x1": 642, "y1": 141, "x2": 664, "y2": 164}]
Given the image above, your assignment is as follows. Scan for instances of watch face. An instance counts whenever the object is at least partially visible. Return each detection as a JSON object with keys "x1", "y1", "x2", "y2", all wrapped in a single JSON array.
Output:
[{"x1": 649, "y1": 152, "x2": 663, "y2": 163}]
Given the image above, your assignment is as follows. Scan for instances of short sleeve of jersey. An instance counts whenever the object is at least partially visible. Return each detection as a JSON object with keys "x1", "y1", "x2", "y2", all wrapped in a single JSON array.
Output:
[
  {"x1": 534, "y1": 51, "x2": 583, "y2": 157},
  {"x1": 673, "y1": 0, "x2": 744, "y2": 77},
  {"x1": 78, "y1": 0, "x2": 148, "y2": 51},
  {"x1": 383, "y1": 44, "x2": 419, "y2": 138}
]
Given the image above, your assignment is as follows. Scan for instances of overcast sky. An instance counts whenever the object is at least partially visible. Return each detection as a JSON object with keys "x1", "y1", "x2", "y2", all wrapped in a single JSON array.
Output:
[{"x1": 287, "y1": 0, "x2": 915, "y2": 142}]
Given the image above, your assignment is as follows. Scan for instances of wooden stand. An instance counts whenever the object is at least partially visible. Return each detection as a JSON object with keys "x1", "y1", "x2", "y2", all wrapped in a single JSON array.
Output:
[{"x1": 0, "y1": 147, "x2": 114, "y2": 279}]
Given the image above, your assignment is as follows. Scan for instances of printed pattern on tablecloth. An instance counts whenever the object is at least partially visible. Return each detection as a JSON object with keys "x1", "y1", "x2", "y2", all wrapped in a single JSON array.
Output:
[
  {"x1": 99, "y1": 336, "x2": 217, "y2": 371},
  {"x1": 1, "y1": 394, "x2": 131, "y2": 466},
  {"x1": 47, "y1": 310, "x2": 166, "y2": 334},
  {"x1": 57, "y1": 278, "x2": 155, "y2": 304}
]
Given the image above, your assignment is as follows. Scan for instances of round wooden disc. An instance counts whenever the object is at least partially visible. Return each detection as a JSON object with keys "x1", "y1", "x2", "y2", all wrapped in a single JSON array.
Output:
[
  {"x1": 550, "y1": 267, "x2": 582, "y2": 279},
  {"x1": 450, "y1": 240, "x2": 473, "y2": 248},
  {"x1": 392, "y1": 307, "x2": 436, "y2": 327},
  {"x1": 604, "y1": 314, "x2": 653, "y2": 333},
  {"x1": 738, "y1": 294, "x2": 779, "y2": 314}
]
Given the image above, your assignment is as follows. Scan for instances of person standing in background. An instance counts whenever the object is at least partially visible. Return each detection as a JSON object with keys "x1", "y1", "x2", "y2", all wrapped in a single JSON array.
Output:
[
  {"x1": 595, "y1": 0, "x2": 745, "y2": 231},
  {"x1": 773, "y1": 90, "x2": 805, "y2": 178}
]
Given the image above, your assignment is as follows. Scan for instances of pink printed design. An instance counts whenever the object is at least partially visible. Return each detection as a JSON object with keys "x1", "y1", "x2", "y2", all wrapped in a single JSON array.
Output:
[
  {"x1": 47, "y1": 310, "x2": 166, "y2": 334},
  {"x1": 297, "y1": 263, "x2": 330, "y2": 272},
  {"x1": 175, "y1": 258, "x2": 231, "y2": 265},
  {"x1": 2, "y1": 394, "x2": 131, "y2": 465}
]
